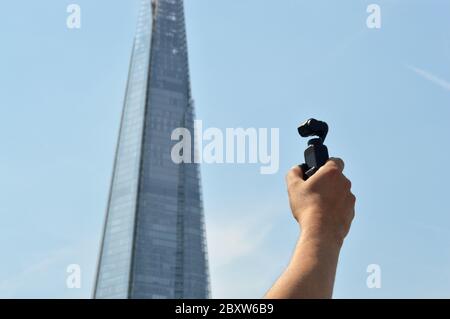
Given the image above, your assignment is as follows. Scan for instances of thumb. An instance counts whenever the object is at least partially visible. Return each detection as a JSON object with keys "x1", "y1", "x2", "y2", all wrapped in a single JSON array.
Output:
[{"x1": 285, "y1": 165, "x2": 305, "y2": 188}]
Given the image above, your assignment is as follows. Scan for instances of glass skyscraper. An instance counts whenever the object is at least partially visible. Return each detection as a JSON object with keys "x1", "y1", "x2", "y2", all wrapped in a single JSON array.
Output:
[{"x1": 94, "y1": 0, "x2": 210, "y2": 299}]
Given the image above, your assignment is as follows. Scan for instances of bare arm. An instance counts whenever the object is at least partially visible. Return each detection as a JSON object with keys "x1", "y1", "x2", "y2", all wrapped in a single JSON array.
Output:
[{"x1": 265, "y1": 158, "x2": 356, "y2": 299}]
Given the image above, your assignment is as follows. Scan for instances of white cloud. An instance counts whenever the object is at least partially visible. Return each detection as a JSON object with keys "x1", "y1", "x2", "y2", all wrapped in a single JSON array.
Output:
[
  {"x1": 0, "y1": 251, "x2": 64, "y2": 297},
  {"x1": 0, "y1": 238, "x2": 98, "y2": 298},
  {"x1": 406, "y1": 65, "x2": 450, "y2": 91},
  {"x1": 204, "y1": 204, "x2": 295, "y2": 298},
  {"x1": 206, "y1": 215, "x2": 272, "y2": 268}
]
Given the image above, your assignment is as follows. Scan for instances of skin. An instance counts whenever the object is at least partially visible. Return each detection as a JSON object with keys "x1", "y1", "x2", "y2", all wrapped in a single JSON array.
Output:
[{"x1": 264, "y1": 158, "x2": 356, "y2": 299}]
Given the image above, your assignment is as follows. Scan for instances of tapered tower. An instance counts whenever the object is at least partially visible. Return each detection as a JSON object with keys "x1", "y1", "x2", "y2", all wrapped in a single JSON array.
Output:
[{"x1": 94, "y1": 0, "x2": 210, "y2": 299}]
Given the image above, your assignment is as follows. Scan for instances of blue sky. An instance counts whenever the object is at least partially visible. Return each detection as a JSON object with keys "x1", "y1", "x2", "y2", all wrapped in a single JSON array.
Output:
[{"x1": 1, "y1": 0, "x2": 450, "y2": 298}]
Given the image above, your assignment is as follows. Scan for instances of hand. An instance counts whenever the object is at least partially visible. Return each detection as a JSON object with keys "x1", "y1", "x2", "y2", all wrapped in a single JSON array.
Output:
[{"x1": 285, "y1": 158, "x2": 356, "y2": 247}]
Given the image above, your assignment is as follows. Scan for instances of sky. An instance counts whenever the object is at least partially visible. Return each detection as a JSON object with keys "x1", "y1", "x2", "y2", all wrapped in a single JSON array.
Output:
[{"x1": 1, "y1": 0, "x2": 450, "y2": 298}]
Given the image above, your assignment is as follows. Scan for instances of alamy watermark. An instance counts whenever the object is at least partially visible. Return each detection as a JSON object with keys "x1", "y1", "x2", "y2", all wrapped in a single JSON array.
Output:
[
  {"x1": 171, "y1": 120, "x2": 279, "y2": 175},
  {"x1": 366, "y1": 4, "x2": 381, "y2": 29},
  {"x1": 366, "y1": 264, "x2": 382, "y2": 289},
  {"x1": 66, "y1": 4, "x2": 81, "y2": 29},
  {"x1": 66, "y1": 264, "x2": 81, "y2": 289}
]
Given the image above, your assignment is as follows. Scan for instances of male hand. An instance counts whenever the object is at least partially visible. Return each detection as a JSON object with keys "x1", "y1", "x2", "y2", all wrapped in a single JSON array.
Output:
[
  {"x1": 285, "y1": 158, "x2": 356, "y2": 247},
  {"x1": 265, "y1": 158, "x2": 356, "y2": 299}
]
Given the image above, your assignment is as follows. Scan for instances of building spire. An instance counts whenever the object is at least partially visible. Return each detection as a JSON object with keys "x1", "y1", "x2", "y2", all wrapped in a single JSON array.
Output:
[{"x1": 94, "y1": 0, "x2": 210, "y2": 299}]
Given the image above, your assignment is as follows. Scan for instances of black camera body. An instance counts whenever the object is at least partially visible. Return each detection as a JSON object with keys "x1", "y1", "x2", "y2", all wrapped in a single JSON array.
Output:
[{"x1": 298, "y1": 119, "x2": 330, "y2": 180}]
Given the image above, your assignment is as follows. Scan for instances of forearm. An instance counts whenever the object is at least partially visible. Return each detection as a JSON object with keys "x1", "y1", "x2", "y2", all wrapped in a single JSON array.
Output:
[{"x1": 265, "y1": 230, "x2": 342, "y2": 299}]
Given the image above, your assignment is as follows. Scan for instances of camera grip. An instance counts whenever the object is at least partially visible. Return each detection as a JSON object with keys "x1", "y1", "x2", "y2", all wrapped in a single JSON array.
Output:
[{"x1": 301, "y1": 143, "x2": 329, "y2": 180}]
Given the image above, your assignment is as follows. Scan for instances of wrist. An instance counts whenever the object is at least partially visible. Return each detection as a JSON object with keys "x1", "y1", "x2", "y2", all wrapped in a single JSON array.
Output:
[{"x1": 299, "y1": 225, "x2": 345, "y2": 250}]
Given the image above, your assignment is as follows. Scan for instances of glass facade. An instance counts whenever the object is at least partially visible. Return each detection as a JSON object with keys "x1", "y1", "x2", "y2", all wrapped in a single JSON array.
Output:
[{"x1": 94, "y1": 0, "x2": 210, "y2": 299}]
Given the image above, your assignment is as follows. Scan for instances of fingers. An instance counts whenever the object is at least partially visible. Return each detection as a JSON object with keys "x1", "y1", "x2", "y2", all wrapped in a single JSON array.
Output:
[
  {"x1": 286, "y1": 158, "x2": 345, "y2": 186},
  {"x1": 327, "y1": 157, "x2": 345, "y2": 172},
  {"x1": 307, "y1": 157, "x2": 346, "y2": 185},
  {"x1": 347, "y1": 192, "x2": 357, "y2": 221},
  {"x1": 285, "y1": 165, "x2": 304, "y2": 187}
]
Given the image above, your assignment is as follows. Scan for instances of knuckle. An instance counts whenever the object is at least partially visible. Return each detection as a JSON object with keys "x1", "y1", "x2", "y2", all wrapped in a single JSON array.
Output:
[
  {"x1": 329, "y1": 158, "x2": 344, "y2": 169},
  {"x1": 349, "y1": 209, "x2": 356, "y2": 223},
  {"x1": 285, "y1": 171, "x2": 295, "y2": 185},
  {"x1": 326, "y1": 160, "x2": 339, "y2": 169},
  {"x1": 325, "y1": 165, "x2": 340, "y2": 177},
  {"x1": 344, "y1": 177, "x2": 352, "y2": 190},
  {"x1": 287, "y1": 180, "x2": 299, "y2": 193}
]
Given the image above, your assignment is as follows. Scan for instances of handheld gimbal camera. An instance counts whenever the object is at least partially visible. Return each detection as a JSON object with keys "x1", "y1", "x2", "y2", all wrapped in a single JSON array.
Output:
[{"x1": 298, "y1": 118, "x2": 330, "y2": 180}]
